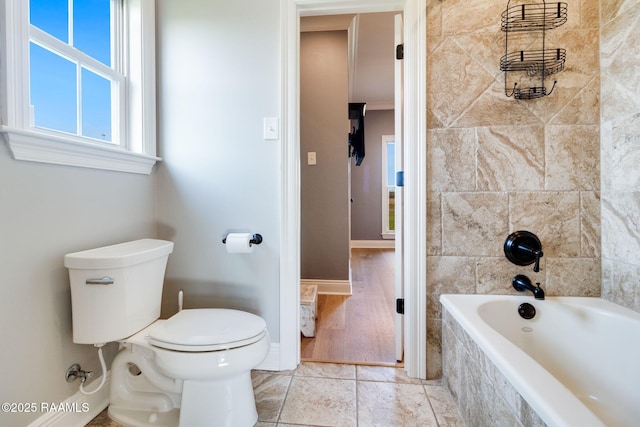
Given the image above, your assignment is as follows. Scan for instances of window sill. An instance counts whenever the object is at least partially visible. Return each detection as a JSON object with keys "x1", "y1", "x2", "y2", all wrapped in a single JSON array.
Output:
[
  {"x1": 1, "y1": 127, "x2": 160, "y2": 175},
  {"x1": 382, "y1": 232, "x2": 395, "y2": 240}
]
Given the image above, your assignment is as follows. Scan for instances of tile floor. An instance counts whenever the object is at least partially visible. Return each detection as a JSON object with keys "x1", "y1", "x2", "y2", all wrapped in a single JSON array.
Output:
[{"x1": 87, "y1": 362, "x2": 465, "y2": 427}]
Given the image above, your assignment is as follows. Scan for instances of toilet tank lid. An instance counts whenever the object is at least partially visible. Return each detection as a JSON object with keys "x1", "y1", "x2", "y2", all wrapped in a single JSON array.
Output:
[{"x1": 64, "y1": 239, "x2": 174, "y2": 269}]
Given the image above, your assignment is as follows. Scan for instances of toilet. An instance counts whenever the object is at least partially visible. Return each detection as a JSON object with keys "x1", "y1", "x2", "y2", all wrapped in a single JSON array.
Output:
[{"x1": 64, "y1": 239, "x2": 270, "y2": 427}]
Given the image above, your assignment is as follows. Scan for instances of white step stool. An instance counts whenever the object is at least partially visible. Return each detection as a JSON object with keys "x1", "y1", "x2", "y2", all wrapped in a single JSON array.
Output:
[{"x1": 300, "y1": 284, "x2": 318, "y2": 337}]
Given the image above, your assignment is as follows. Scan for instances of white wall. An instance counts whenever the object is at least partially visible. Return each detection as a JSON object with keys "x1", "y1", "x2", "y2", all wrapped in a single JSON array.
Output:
[
  {"x1": 0, "y1": 141, "x2": 155, "y2": 426},
  {"x1": 155, "y1": 0, "x2": 281, "y2": 340}
]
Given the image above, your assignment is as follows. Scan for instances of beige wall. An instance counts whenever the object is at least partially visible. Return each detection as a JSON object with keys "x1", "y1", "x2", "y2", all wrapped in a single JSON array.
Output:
[
  {"x1": 600, "y1": 1, "x2": 640, "y2": 312},
  {"x1": 300, "y1": 31, "x2": 351, "y2": 280},
  {"x1": 425, "y1": 0, "x2": 601, "y2": 377},
  {"x1": 351, "y1": 109, "x2": 395, "y2": 241}
]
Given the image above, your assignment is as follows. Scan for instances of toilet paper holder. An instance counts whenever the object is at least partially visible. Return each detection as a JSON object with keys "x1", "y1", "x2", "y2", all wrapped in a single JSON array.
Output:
[{"x1": 222, "y1": 233, "x2": 263, "y2": 246}]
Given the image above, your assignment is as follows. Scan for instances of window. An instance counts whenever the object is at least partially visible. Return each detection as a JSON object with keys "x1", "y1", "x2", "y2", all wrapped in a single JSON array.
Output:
[
  {"x1": 381, "y1": 135, "x2": 395, "y2": 239},
  {"x1": 29, "y1": 0, "x2": 120, "y2": 143},
  {"x1": 0, "y1": 0, "x2": 158, "y2": 174}
]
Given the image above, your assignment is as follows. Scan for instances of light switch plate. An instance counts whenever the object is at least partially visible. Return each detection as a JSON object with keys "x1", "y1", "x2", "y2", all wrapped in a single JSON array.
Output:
[
  {"x1": 263, "y1": 117, "x2": 279, "y2": 140},
  {"x1": 307, "y1": 152, "x2": 317, "y2": 165}
]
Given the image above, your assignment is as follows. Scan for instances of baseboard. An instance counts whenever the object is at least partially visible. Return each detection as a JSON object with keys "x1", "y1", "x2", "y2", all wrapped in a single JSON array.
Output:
[
  {"x1": 300, "y1": 279, "x2": 352, "y2": 295},
  {"x1": 350, "y1": 240, "x2": 395, "y2": 249},
  {"x1": 256, "y1": 342, "x2": 281, "y2": 371},
  {"x1": 28, "y1": 373, "x2": 110, "y2": 427}
]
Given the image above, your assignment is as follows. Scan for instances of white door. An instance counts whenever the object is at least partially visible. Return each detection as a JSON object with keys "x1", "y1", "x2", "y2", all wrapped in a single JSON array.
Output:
[{"x1": 393, "y1": 13, "x2": 404, "y2": 363}]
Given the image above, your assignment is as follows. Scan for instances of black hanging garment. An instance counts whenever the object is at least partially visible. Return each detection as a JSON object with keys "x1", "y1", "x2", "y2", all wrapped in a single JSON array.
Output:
[{"x1": 348, "y1": 103, "x2": 366, "y2": 166}]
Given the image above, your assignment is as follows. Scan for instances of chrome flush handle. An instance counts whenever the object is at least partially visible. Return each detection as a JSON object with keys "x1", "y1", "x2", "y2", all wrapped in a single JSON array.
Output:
[{"x1": 85, "y1": 277, "x2": 114, "y2": 285}]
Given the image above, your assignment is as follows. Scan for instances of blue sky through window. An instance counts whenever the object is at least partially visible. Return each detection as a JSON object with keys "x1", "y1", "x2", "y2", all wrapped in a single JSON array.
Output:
[
  {"x1": 81, "y1": 68, "x2": 111, "y2": 140},
  {"x1": 30, "y1": 43, "x2": 77, "y2": 133},
  {"x1": 29, "y1": 0, "x2": 68, "y2": 43},
  {"x1": 29, "y1": 0, "x2": 113, "y2": 141},
  {"x1": 386, "y1": 141, "x2": 395, "y2": 187},
  {"x1": 73, "y1": 0, "x2": 111, "y2": 66}
]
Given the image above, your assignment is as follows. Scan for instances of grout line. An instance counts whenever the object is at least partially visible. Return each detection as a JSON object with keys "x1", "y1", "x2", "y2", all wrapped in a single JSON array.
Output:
[
  {"x1": 272, "y1": 371, "x2": 294, "y2": 425},
  {"x1": 423, "y1": 383, "x2": 441, "y2": 427},
  {"x1": 354, "y1": 373, "x2": 360, "y2": 427}
]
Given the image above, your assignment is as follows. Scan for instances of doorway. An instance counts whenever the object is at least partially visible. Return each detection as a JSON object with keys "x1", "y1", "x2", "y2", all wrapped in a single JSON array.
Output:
[
  {"x1": 298, "y1": 13, "x2": 398, "y2": 366},
  {"x1": 279, "y1": 0, "x2": 427, "y2": 378}
]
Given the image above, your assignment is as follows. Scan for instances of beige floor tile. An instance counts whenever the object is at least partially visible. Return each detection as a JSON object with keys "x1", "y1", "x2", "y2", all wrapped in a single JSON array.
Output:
[
  {"x1": 424, "y1": 384, "x2": 466, "y2": 426},
  {"x1": 295, "y1": 361, "x2": 356, "y2": 379},
  {"x1": 86, "y1": 409, "x2": 120, "y2": 426},
  {"x1": 86, "y1": 364, "x2": 465, "y2": 427},
  {"x1": 356, "y1": 365, "x2": 423, "y2": 384},
  {"x1": 357, "y1": 381, "x2": 439, "y2": 426},
  {"x1": 279, "y1": 376, "x2": 356, "y2": 427},
  {"x1": 252, "y1": 371, "x2": 292, "y2": 423}
]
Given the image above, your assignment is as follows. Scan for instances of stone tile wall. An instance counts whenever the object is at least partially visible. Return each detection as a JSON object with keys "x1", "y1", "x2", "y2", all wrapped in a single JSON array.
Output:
[
  {"x1": 600, "y1": 1, "x2": 640, "y2": 312},
  {"x1": 442, "y1": 309, "x2": 546, "y2": 426},
  {"x1": 426, "y1": 0, "x2": 600, "y2": 377}
]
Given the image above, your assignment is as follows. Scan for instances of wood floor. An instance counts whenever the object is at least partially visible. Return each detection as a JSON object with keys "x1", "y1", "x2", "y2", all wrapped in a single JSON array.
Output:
[{"x1": 301, "y1": 248, "x2": 400, "y2": 366}]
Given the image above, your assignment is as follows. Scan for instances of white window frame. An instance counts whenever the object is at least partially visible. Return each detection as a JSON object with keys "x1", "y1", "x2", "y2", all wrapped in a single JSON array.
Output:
[
  {"x1": 381, "y1": 134, "x2": 395, "y2": 239},
  {"x1": 0, "y1": 0, "x2": 159, "y2": 174}
]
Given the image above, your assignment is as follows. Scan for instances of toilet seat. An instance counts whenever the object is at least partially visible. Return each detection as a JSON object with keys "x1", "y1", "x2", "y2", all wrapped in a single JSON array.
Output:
[{"x1": 148, "y1": 308, "x2": 267, "y2": 352}]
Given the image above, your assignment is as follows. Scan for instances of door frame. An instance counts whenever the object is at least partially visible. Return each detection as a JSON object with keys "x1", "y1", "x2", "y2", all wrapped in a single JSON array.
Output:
[{"x1": 279, "y1": 0, "x2": 427, "y2": 378}]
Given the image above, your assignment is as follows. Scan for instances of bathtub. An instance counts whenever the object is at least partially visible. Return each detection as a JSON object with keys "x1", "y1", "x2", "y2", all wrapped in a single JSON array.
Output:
[{"x1": 440, "y1": 294, "x2": 640, "y2": 427}]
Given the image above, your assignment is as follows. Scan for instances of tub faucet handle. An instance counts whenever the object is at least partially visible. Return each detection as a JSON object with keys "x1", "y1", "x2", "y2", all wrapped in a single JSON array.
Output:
[
  {"x1": 532, "y1": 249, "x2": 543, "y2": 272},
  {"x1": 504, "y1": 231, "x2": 544, "y2": 273}
]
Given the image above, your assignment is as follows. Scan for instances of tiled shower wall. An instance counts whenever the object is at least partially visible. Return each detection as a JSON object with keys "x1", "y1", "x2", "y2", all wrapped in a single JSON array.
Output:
[
  {"x1": 600, "y1": 2, "x2": 640, "y2": 313},
  {"x1": 425, "y1": 0, "x2": 600, "y2": 377}
]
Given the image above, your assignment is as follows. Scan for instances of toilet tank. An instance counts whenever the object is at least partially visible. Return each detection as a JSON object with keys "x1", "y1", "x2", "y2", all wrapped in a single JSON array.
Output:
[{"x1": 64, "y1": 239, "x2": 174, "y2": 344}]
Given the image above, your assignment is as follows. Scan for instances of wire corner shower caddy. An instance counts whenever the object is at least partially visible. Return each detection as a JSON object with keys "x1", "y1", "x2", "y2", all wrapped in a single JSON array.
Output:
[{"x1": 500, "y1": 0, "x2": 567, "y2": 100}]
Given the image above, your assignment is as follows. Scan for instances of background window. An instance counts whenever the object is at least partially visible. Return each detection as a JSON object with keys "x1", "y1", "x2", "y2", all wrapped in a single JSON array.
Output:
[{"x1": 382, "y1": 135, "x2": 396, "y2": 238}]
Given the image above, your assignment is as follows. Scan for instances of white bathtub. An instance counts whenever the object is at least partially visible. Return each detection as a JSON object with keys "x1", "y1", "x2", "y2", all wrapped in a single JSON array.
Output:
[{"x1": 440, "y1": 294, "x2": 640, "y2": 427}]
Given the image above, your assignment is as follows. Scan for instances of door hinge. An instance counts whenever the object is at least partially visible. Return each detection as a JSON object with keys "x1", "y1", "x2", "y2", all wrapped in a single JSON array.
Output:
[
  {"x1": 396, "y1": 43, "x2": 404, "y2": 60},
  {"x1": 396, "y1": 298, "x2": 405, "y2": 314}
]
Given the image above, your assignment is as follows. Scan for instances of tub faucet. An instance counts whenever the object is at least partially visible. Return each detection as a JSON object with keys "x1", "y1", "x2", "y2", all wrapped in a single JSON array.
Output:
[{"x1": 512, "y1": 274, "x2": 545, "y2": 300}]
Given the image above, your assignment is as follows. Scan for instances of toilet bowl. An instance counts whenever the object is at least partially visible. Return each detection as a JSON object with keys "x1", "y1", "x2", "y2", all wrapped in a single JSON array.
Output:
[
  {"x1": 109, "y1": 309, "x2": 270, "y2": 426},
  {"x1": 64, "y1": 239, "x2": 270, "y2": 427}
]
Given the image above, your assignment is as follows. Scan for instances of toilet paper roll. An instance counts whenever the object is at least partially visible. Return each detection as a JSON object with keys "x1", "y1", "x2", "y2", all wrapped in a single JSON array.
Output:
[{"x1": 224, "y1": 233, "x2": 254, "y2": 254}]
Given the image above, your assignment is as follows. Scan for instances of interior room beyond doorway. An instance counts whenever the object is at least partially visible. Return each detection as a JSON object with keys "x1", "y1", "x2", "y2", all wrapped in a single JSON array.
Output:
[{"x1": 301, "y1": 248, "x2": 399, "y2": 366}]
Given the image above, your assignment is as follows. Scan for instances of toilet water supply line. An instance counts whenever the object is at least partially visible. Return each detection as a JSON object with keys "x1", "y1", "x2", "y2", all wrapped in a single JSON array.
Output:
[
  {"x1": 79, "y1": 290, "x2": 183, "y2": 395},
  {"x1": 79, "y1": 343, "x2": 107, "y2": 395}
]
